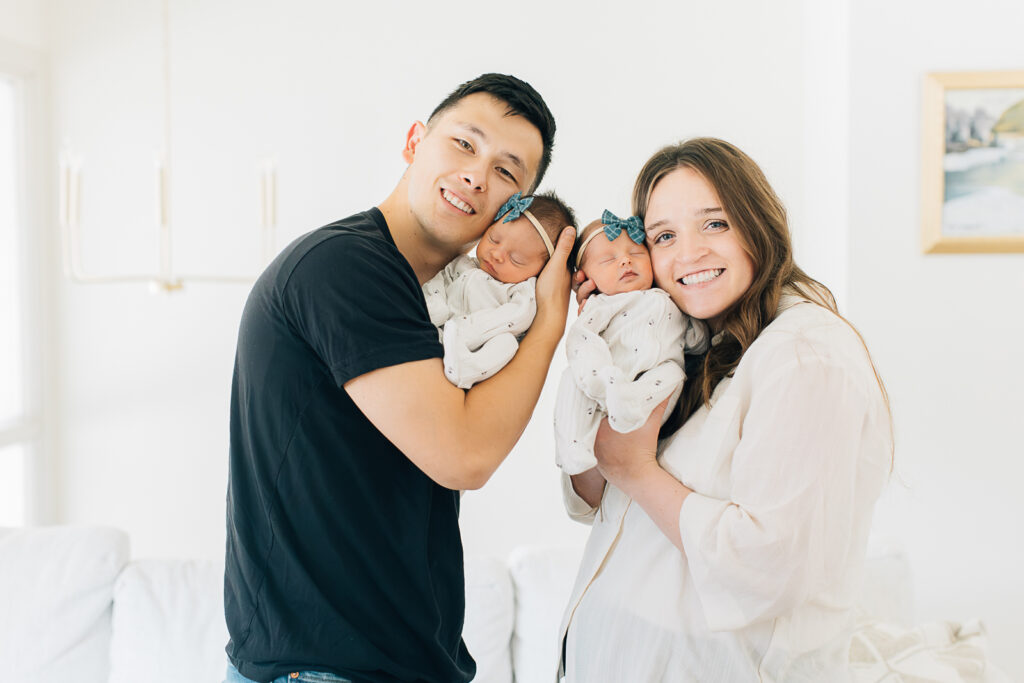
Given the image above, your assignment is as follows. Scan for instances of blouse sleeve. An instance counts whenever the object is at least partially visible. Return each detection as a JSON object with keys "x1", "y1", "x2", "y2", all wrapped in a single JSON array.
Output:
[
  {"x1": 561, "y1": 471, "x2": 598, "y2": 524},
  {"x1": 677, "y1": 354, "x2": 888, "y2": 631}
]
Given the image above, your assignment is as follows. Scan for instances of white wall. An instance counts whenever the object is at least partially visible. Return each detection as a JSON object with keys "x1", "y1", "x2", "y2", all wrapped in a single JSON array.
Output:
[
  {"x1": 24, "y1": 0, "x2": 1023, "y2": 677},
  {"x1": 847, "y1": 1, "x2": 1024, "y2": 676},
  {"x1": 45, "y1": 0, "x2": 812, "y2": 560},
  {"x1": 0, "y1": 0, "x2": 45, "y2": 49}
]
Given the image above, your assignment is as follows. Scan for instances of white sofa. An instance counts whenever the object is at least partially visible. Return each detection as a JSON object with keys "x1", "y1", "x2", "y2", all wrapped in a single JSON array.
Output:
[{"x1": 0, "y1": 525, "x2": 1004, "y2": 683}]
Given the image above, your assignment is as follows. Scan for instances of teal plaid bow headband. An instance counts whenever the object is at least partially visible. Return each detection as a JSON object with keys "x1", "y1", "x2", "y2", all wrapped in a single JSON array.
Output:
[
  {"x1": 495, "y1": 192, "x2": 534, "y2": 223},
  {"x1": 600, "y1": 210, "x2": 645, "y2": 244},
  {"x1": 491, "y1": 191, "x2": 555, "y2": 256},
  {"x1": 574, "y1": 210, "x2": 648, "y2": 268}
]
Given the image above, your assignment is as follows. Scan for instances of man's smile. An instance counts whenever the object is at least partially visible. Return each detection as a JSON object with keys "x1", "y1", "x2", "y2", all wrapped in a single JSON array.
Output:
[{"x1": 441, "y1": 189, "x2": 475, "y2": 215}]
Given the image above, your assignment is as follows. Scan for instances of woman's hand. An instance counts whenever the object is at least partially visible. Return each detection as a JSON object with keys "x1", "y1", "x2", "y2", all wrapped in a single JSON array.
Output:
[
  {"x1": 573, "y1": 269, "x2": 598, "y2": 315},
  {"x1": 595, "y1": 397, "x2": 690, "y2": 552},
  {"x1": 593, "y1": 398, "x2": 668, "y2": 498}
]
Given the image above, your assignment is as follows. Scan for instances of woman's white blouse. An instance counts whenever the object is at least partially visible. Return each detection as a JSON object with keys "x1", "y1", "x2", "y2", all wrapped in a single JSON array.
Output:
[{"x1": 558, "y1": 298, "x2": 892, "y2": 683}]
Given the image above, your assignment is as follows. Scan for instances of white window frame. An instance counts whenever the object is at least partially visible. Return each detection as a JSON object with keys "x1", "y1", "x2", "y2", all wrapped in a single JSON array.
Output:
[{"x1": 1, "y1": 38, "x2": 54, "y2": 526}]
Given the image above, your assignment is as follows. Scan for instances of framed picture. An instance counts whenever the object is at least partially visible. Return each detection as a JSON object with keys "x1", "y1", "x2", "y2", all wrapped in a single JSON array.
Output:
[{"x1": 921, "y1": 71, "x2": 1024, "y2": 253}]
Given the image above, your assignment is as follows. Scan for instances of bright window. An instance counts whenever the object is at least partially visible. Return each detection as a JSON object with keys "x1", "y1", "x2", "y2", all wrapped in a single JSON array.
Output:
[{"x1": 0, "y1": 74, "x2": 30, "y2": 526}]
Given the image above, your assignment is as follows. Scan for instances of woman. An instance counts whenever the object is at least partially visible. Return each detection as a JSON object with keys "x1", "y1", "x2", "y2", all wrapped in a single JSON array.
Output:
[{"x1": 559, "y1": 138, "x2": 892, "y2": 682}]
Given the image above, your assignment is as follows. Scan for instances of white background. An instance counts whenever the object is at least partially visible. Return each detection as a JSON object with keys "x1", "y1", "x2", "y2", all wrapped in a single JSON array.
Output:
[{"x1": 2, "y1": 0, "x2": 1022, "y2": 677}]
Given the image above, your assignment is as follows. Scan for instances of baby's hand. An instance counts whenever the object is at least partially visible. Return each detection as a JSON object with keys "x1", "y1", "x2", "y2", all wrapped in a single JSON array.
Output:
[{"x1": 573, "y1": 269, "x2": 598, "y2": 315}]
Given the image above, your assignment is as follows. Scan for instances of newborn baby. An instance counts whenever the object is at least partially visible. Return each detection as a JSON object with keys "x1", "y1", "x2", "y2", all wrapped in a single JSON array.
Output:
[
  {"x1": 554, "y1": 211, "x2": 708, "y2": 475},
  {"x1": 423, "y1": 191, "x2": 576, "y2": 389}
]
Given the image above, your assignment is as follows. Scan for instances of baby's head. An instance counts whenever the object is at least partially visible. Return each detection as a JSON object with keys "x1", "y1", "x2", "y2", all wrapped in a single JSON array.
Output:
[
  {"x1": 477, "y1": 191, "x2": 576, "y2": 284},
  {"x1": 572, "y1": 210, "x2": 653, "y2": 295}
]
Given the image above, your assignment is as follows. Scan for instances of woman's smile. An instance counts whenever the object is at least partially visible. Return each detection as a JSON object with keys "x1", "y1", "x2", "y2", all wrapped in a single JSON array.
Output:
[
  {"x1": 679, "y1": 268, "x2": 724, "y2": 286},
  {"x1": 645, "y1": 167, "x2": 754, "y2": 331}
]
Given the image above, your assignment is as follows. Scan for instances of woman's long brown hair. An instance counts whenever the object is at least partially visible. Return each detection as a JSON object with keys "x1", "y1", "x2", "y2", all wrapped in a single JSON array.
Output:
[{"x1": 633, "y1": 138, "x2": 892, "y2": 451}]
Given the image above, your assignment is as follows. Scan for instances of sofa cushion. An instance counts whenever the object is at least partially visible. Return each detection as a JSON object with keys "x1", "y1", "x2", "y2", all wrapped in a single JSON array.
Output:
[
  {"x1": 109, "y1": 559, "x2": 228, "y2": 683},
  {"x1": 464, "y1": 556, "x2": 515, "y2": 683},
  {"x1": 507, "y1": 545, "x2": 583, "y2": 683},
  {"x1": 109, "y1": 557, "x2": 514, "y2": 683},
  {"x1": 0, "y1": 525, "x2": 129, "y2": 683},
  {"x1": 858, "y1": 535, "x2": 914, "y2": 626}
]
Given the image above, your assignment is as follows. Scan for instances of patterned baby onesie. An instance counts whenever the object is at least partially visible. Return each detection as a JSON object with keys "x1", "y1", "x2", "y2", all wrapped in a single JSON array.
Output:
[
  {"x1": 554, "y1": 289, "x2": 708, "y2": 474},
  {"x1": 422, "y1": 254, "x2": 537, "y2": 389}
]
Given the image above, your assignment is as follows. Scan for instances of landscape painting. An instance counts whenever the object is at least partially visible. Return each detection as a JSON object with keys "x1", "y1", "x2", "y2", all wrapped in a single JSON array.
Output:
[{"x1": 922, "y1": 71, "x2": 1024, "y2": 252}]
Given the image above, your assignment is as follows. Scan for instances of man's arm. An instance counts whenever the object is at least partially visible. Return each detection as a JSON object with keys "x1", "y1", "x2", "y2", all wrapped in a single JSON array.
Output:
[{"x1": 345, "y1": 227, "x2": 575, "y2": 490}]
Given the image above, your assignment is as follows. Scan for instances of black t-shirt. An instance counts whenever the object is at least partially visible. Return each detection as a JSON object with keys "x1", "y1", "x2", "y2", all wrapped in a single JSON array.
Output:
[{"x1": 224, "y1": 208, "x2": 475, "y2": 683}]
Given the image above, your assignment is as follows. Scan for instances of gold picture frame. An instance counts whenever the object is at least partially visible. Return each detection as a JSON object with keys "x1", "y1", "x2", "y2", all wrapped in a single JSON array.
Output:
[{"x1": 921, "y1": 70, "x2": 1024, "y2": 253}]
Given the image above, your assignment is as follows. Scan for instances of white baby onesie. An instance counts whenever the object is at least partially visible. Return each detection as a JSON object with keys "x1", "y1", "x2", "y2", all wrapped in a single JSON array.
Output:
[
  {"x1": 422, "y1": 254, "x2": 537, "y2": 389},
  {"x1": 554, "y1": 289, "x2": 708, "y2": 475}
]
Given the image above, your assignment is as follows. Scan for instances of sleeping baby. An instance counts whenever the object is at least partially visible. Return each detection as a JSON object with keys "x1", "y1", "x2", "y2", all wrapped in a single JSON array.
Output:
[
  {"x1": 554, "y1": 211, "x2": 708, "y2": 474},
  {"x1": 423, "y1": 191, "x2": 576, "y2": 389}
]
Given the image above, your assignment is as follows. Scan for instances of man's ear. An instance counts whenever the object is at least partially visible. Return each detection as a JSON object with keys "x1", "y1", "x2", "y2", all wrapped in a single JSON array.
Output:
[{"x1": 402, "y1": 121, "x2": 427, "y2": 164}]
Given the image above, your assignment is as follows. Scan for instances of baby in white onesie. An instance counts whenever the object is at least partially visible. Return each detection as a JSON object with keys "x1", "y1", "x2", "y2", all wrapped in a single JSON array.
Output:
[
  {"x1": 554, "y1": 211, "x2": 708, "y2": 475},
  {"x1": 423, "y1": 191, "x2": 576, "y2": 389}
]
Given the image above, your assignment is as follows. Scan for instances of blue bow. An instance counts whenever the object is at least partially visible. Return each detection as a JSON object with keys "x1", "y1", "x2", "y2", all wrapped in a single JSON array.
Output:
[
  {"x1": 495, "y1": 192, "x2": 535, "y2": 223},
  {"x1": 601, "y1": 210, "x2": 645, "y2": 244}
]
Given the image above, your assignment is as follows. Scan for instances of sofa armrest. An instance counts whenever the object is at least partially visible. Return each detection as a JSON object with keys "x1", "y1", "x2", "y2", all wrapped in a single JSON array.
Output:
[{"x1": 109, "y1": 559, "x2": 228, "y2": 683}]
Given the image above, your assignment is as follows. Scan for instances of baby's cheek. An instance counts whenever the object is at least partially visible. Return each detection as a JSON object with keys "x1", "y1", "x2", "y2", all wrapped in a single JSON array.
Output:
[{"x1": 590, "y1": 268, "x2": 618, "y2": 294}]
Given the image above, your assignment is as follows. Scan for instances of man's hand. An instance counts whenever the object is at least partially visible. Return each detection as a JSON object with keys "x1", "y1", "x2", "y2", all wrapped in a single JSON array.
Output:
[{"x1": 533, "y1": 226, "x2": 576, "y2": 332}]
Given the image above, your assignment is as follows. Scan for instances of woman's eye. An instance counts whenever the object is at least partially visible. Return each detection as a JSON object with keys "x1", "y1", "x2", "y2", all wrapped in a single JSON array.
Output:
[
  {"x1": 456, "y1": 138, "x2": 473, "y2": 152},
  {"x1": 652, "y1": 232, "x2": 674, "y2": 244},
  {"x1": 705, "y1": 220, "x2": 728, "y2": 231}
]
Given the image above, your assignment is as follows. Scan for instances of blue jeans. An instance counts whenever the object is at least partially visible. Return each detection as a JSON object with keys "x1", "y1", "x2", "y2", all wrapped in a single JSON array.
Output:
[{"x1": 225, "y1": 661, "x2": 352, "y2": 683}]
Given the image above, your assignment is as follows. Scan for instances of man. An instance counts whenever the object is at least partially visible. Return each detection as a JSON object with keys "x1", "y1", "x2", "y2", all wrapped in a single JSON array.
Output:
[{"x1": 224, "y1": 74, "x2": 573, "y2": 683}]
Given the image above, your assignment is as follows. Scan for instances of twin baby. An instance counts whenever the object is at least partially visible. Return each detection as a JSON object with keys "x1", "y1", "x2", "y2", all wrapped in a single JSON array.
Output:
[{"x1": 423, "y1": 193, "x2": 708, "y2": 474}]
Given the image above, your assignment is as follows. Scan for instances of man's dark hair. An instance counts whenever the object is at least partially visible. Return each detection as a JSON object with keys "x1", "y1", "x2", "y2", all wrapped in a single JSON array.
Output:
[{"x1": 428, "y1": 73, "x2": 556, "y2": 192}]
